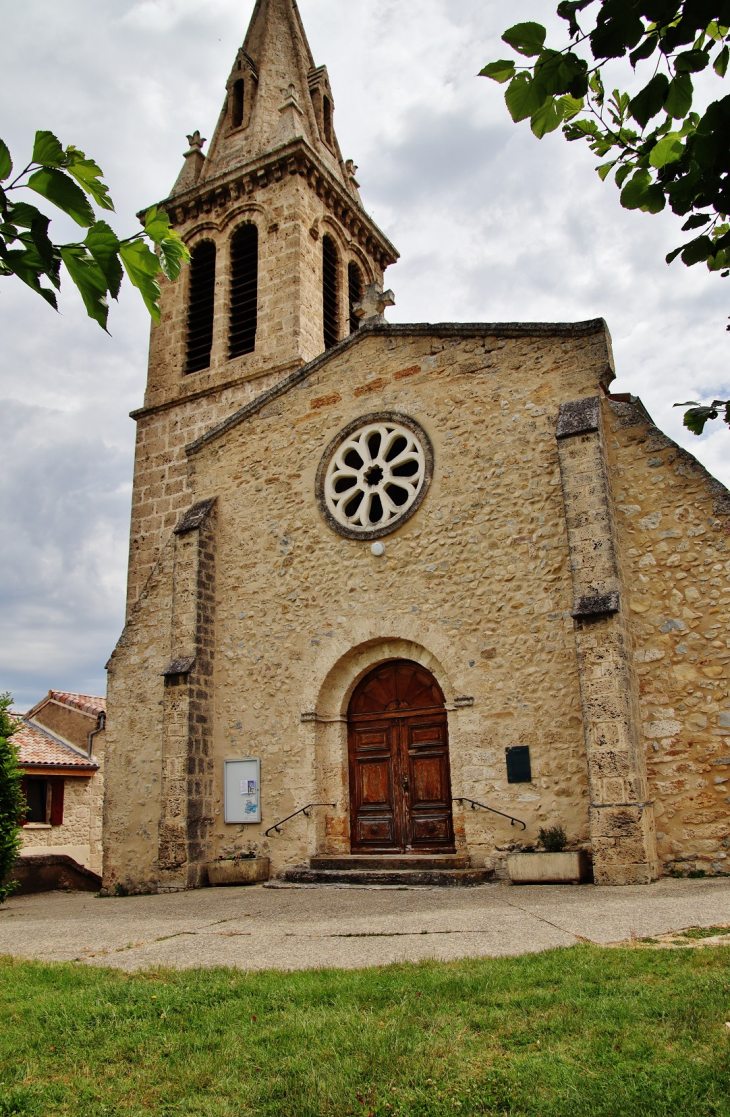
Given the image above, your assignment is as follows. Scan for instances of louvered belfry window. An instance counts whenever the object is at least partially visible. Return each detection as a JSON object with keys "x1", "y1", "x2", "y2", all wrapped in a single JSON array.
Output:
[
  {"x1": 323, "y1": 235, "x2": 339, "y2": 350},
  {"x1": 185, "y1": 241, "x2": 216, "y2": 374},
  {"x1": 232, "y1": 79, "x2": 245, "y2": 128},
  {"x1": 229, "y1": 223, "x2": 258, "y2": 359},
  {"x1": 348, "y1": 262, "x2": 363, "y2": 334}
]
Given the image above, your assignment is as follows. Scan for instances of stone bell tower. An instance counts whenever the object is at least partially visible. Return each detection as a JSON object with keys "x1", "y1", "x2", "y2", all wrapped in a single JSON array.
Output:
[{"x1": 125, "y1": 0, "x2": 399, "y2": 611}]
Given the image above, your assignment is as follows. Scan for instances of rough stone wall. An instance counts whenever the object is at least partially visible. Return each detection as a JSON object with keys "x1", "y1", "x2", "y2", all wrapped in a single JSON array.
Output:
[
  {"x1": 556, "y1": 397, "x2": 657, "y2": 884},
  {"x1": 607, "y1": 400, "x2": 730, "y2": 876},
  {"x1": 174, "y1": 325, "x2": 613, "y2": 880},
  {"x1": 31, "y1": 702, "x2": 93, "y2": 752},
  {"x1": 103, "y1": 542, "x2": 173, "y2": 892},
  {"x1": 128, "y1": 174, "x2": 383, "y2": 615},
  {"x1": 21, "y1": 776, "x2": 101, "y2": 871}
]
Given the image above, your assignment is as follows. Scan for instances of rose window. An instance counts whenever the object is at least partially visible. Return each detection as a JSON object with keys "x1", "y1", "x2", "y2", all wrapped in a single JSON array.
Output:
[{"x1": 316, "y1": 413, "x2": 433, "y2": 540}]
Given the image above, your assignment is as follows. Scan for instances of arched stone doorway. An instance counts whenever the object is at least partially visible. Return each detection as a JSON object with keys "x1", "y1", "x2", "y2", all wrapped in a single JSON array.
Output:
[{"x1": 347, "y1": 659, "x2": 455, "y2": 854}]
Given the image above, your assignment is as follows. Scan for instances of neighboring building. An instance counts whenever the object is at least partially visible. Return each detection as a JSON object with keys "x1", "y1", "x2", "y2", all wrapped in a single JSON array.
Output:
[
  {"x1": 15, "y1": 692, "x2": 105, "y2": 874},
  {"x1": 103, "y1": 0, "x2": 730, "y2": 894}
]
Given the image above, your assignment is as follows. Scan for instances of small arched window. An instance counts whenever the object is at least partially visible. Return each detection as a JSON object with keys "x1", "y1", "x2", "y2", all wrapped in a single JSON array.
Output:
[
  {"x1": 348, "y1": 262, "x2": 363, "y2": 334},
  {"x1": 322, "y1": 96, "x2": 333, "y2": 147},
  {"x1": 185, "y1": 241, "x2": 216, "y2": 374},
  {"x1": 232, "y1": 79, "x2": 245, "y2": 128},
  {"x1": 322, "y1": 235, "x2": 340, "y2": 350},
  {"x1": 229, "y1": 223, "x2": 258, "y2": 359}
]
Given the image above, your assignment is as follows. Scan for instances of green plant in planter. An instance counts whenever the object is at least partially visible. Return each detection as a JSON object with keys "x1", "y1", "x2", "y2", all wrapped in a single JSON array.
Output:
[
  {"x1": 0, "y1": 693, "x2": 25, "y2": 905},
  {"x1": 538, "y1": 825, "x2": 568, "y2": 853}
]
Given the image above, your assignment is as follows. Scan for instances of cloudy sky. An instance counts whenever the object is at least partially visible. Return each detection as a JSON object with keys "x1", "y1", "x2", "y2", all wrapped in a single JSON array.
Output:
[{"x1": 2, "y1": 0, "x2": 729, "y2": 710}]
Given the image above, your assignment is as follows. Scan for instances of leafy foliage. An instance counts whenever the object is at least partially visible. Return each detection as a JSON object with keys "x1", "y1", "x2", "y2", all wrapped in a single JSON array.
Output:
[
  {"x1": 674, "y1": 396, "x2": 730, "y2": 431},
  {"x1": 0, "y1": 131, "x2": 190, "y2": 330},
  {"x1": 0, "y1": 693, "x2": 24, "y2": 905},
  {"x1": 481, "y1": 2, "x2": 730, "y2": 433},
  {"x1": 538, "y1": 824, "x2": 569, "y2": 852}
]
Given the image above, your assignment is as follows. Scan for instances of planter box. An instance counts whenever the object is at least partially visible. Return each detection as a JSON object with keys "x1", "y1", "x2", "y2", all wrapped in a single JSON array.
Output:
[
  {"x1": 507, "y1": 851, "x2": 591, "y2": 885},
  {"x1": 207, "y1": 858, "x2": 270, "y2": 886}
]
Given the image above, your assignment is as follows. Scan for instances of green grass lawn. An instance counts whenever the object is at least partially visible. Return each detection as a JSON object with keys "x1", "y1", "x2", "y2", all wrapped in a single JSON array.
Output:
[{"x1": 0, "y1": 947, "x2": 729, "y2": 1116}]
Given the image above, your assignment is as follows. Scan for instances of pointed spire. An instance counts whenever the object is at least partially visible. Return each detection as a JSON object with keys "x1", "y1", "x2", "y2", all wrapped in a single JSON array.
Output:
[{"x1": 195, "y1": 0, "x2": 353, "y2": 193}]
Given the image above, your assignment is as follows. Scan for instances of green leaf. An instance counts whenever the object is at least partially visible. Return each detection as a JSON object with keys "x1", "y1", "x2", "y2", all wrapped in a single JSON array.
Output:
[
  {"x1": 0, "y1": 139, "x2": 12, "y2": 182},
  {"x1": 597, "y1": 161, "x2": 616, "y2": 181},
  {"x1": 615, "y1": 163, "x2": 635, "y2": 187},
  {"x1": 666, "y1": 246, "x2": 683, "y2": 264},
  {"x1": 630, "y1": 34, "x2": 658, "y2": 67},
  {"x1": 681, "y1": 214, "x2": 711, "y2": 230},
  {"x1": 65, "y1": 151, "x2": 114, "y2": 212},
  {"x1": 559, "y1": 94, "x2": 584, "y2": 121},
  {"x1": 142, "y1": 206, "x2": 171, "y2": 245},
  {"x1": 715, "y1": 45, "x2": 729, "y2": 76},
  {"x1": 664, "y1": 74, "x2": 694, "y2": 118},
  {"x1": 85, "y1": 221, "x2": 122, "y2": 299},
  {"x1": 502, "y1": 22, "x2": 547, "y2": 58},
  {"x1": 505, "y1": 73, "x2": 548, "y2": 122},
  {"x1": 27, "y1": 167, "x2": 95, "y2": 227},
  {"x1": 31, "y1": 130, "x2": 65, "y2": 167},
  {"x1": 2, "y1": 248, "x2": 58, "y2": 309},
  {"x1": 60, "y1": 245, "x2": 110, "y2": 330},
  {"x1": 620, "y1": 169, "x2": 665, "y2": 213},
  {"x1": 157, "y1": 236, "x2": 189, "y2": 283},
  {"x1": 531, "y1": 97, "x2": 564, "y2": 138},
  {"x1": 681, "y1": 235, "x2": 714, "y2": 265},
  {"x1": 706, "y1": 21, "x2": 729, "y2": 41},
  {"x1": 674, "y1": 49, "x2": 709, "y2": 73},
  {"x1": 119, "y1": 239, "x2": 162, "y2": 323},
  {"x1": 629, "y1": 74, "x2": 670, "y2": 128},
  {"x1": 681, "y1": 405, "x2": 716, "y2": 435},
  {"x1": 649, "y1": 133, "x2": 684, "y2": 168},
  {"x1": 479, "y1": 60, "x2": 516, "y2": 84}
]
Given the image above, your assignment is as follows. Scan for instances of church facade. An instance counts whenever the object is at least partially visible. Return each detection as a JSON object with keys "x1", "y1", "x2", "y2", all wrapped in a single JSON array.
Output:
[{"x1": 103, "y1": 0, "x2": 730, "y2": 893}]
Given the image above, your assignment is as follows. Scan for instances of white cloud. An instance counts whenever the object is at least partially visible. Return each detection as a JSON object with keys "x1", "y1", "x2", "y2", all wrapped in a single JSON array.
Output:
[{"x1": 1, "y1": 0, "x2": 729, "y2": 707}]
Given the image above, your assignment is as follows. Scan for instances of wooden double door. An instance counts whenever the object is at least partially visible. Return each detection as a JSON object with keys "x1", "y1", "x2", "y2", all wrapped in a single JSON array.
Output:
[{"x1": 348, "y1": 660, "x2": 455, "y2": 854}]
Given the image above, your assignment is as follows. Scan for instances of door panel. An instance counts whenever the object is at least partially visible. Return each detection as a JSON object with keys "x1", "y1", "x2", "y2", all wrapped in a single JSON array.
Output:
[
  {"x1": 405, "y1": 715, "x2": 454, "y2": 851},
  {"x1": 348, "y1": 661, "x2": 455, "y2": 855},
  {"x1": 349, "y1": 721, "x2": 401, "y2": 851}
]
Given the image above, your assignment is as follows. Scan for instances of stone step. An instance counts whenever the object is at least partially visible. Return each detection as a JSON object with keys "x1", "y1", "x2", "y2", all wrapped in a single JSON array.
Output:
[
  {"x1": 309, "y1": 854, "x2": 471, "y2": 871},
  {"x1": 279, "y1": 866, "x2": 494, "y2": 887}
]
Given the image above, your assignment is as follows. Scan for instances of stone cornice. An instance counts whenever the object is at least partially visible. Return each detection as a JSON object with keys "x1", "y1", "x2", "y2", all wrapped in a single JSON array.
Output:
[
  {"x1": 185, "y1": 318, "x2": 609, "y2": 459},
  {"x1": 141, "y1": 138, "x2": 399, "y2": 270}
]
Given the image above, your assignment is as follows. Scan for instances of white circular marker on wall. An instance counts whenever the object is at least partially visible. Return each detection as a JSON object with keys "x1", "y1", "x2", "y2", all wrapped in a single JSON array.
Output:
[{"x1": 371, "y1": 542, "x2": 386, "y2": 557}]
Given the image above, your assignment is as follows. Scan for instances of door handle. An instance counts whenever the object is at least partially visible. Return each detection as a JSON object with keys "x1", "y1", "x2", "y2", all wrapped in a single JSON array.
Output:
[{"x1": 402, "y1": 776, "x2": 409, "y2": 792}]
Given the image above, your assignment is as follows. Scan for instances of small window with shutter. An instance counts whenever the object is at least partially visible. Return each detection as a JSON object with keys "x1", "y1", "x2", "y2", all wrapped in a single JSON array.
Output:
[
  {"x1": 232, "y1": 78, "x2": 245, "y2": 128},
  {"x1": 50, "y1": 779, "x2": 65, "y2": 827},
  {"x1": 348, "y1": 262, "x2": 363, "y2": 334},
  {"x1": 506, "y1": 746, "x2": 532, "y2": 784},
  {"x1": 185, "y1": 241, "x2": 216, "y2": 374},
  {"x1": 322, "y1": 235, "x2": 340, "y2": 350},
  {"x1": 229, "y1": 224, "x2": 258, "y2": 359}
]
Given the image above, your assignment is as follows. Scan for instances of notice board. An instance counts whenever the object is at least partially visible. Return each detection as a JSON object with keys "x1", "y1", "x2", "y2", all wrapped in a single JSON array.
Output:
[{"x1": 224, "y1": 758, "x2": 261, "y2": 824}]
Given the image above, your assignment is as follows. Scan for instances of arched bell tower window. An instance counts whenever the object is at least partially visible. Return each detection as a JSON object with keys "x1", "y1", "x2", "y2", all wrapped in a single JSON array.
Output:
[
  {"x1": 322, "y1": 235, "x2": 340, "y2": 350},
  {"x1": 322, "y1": 96, "x2": 333, "y2": 147},
  {"x1": 185, "y1": 241, "x2": 216, "y2": 374},
  {"x1": 348, "y1": 262, "x2": 363, "y2": 334},
  {"x1": 232, "y1": 78, "x2": 245, "y2": 128},
  {"x1": 229, "y1": 223, "x2": 258, "y2": 359}
]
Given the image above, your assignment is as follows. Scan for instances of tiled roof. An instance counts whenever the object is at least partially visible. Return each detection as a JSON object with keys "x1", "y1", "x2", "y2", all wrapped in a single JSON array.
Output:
[
  {"x1": 26, "y1": 691, "x2": 106, "y2": 719},
  {"x1": 48, "y1": 692, "x2": 106, "y2": 717},
  {"x1": 11, "y1": 719, "x2": 98, "y2": 772}
]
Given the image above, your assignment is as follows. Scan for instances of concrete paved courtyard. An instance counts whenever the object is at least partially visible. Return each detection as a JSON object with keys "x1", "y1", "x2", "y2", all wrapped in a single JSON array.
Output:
[{"x1": 1, "y1": 877, "x2": 729, "y2": 972}]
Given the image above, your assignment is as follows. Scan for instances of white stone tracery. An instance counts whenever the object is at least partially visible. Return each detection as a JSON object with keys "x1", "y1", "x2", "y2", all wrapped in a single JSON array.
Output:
[{"x1": 324, "y1": 420, "x2": 426, "y2": 533}]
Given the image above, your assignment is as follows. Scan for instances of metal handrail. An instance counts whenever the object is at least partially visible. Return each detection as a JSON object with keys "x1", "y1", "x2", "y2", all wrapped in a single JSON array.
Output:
[
  {"x1": 265, "y1": 803, "x2": 336, "y2": 837},
  {"x1": 453, "y1": 797, "x2": 527, "y2": 831}
]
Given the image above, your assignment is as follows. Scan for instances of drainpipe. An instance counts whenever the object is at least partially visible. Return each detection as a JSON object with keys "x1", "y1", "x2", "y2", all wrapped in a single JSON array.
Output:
[{"x1": 88, "y1": 712, "x2": 106, "y2": 759}]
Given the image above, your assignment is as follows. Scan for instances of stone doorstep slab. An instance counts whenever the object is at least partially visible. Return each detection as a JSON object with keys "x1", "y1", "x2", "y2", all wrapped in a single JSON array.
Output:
[
  {"x1": 279, "y1": 867, "x2": 494, "y2": 887},
  {"x1": 309, "y1": 855, "x2": 472, "y2": 871}
]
